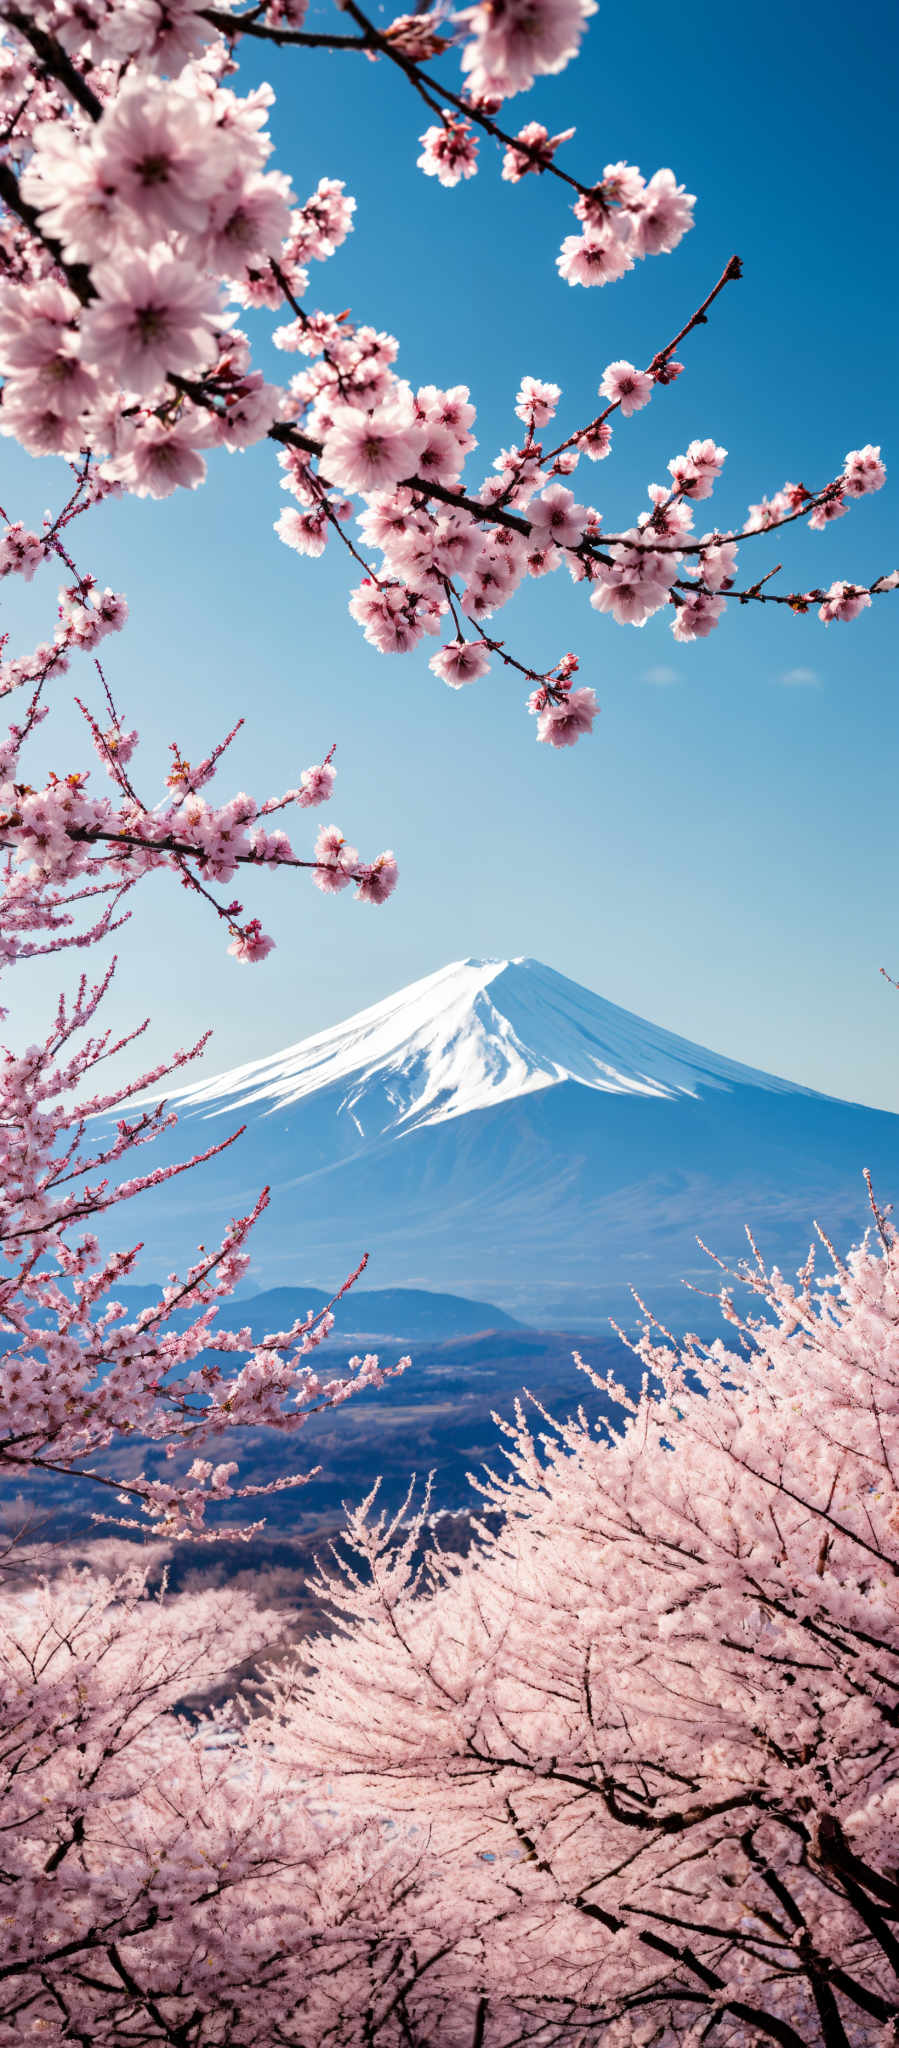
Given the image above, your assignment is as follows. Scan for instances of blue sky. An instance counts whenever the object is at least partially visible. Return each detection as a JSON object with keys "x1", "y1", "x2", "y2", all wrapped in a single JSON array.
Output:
[{"x1": 5, "y1": 0, "x2": 898, "y2": 1110}]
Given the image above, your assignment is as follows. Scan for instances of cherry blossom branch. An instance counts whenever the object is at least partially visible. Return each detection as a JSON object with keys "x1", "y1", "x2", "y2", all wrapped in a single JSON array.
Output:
[
  {"x1": 200, "y1": 6, "x2": 374, "y2": 52},
  {"x1": 545, "y1": 252, "x2": 743, "y2": 461},
  {"x1": 208, "y1": 0, "x2": 595, "y2": 197}
]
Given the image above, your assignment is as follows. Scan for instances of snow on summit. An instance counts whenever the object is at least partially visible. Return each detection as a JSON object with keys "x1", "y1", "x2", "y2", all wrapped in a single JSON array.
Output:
[{"x1": 168, "y1": 956, "x2": 806, "y2": 1133}]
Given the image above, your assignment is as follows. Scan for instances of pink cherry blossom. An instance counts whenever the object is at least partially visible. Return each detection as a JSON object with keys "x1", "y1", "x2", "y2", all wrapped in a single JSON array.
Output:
[
  {"x1": 321, "y1": 406, "x2": 423, "y2": 494},
  {"x1": 670, "y1": 589, "x2": 725, "y2": 640},
  {"x1": 413, "y1": 418, "x2": 466, "y2": 486},
  {"x1": 280, "y1": 1206, "x2": 899, "y2": 2041},
  {"x1": 557, "y1": 228, "x2": 634, "y2": 287},
  {"x1": 818, "y1": 579, "x2": 872, "y2": 624},
  {"x1": 312, "y1": 822, "x2": 360, "y2": 890},
  {"x1": 746, "y1": 489, "x2": 791, "y2": 531},
  {"x1": 101, "y1": 414, "x2": 210, "y2": 497},
  {"x1": 534, "y1": 682, "x2": 598, "y2": 745},
  {"x1": 94, "y1": 719, "x2": 139, "y2": 772},
  {"x1": 514, "y1": 376, "x2": 562, "y2": 428},
  {"x1": 428, "y1": 510, "x2": 482, "y2": 579},
  {"x1": 640, "y1": 483, "x2": 695, "y2": 541},
  {"x1": 0, "y1": 382, "x2": 88, "y2": 458},
  {"x1": 227, "y1": 916, "x2": 275, "y2": 961},
  {"x1": 105, "y1": 0, "x2": 214, "y2": 70},
  {"x1": 20, "y1": 125, "x2": 121, "y2": 263},
  {"x1": 81, "y1": 249, "x2": 225, "y2": 396},
  {"x1": 653, "y1": 352, "x2": 685, "y2": 385},
  {"x1": 598, "y1": 358, "x2": 654, "y2": 416},
  {"x1": 577, "y1": 418, "x2": 613, "y2": 461},
  {"x1": 415, "y1": 383, "x2": 477, "y2": 447},
  {"x1": 668, "y1": 437, "x2": 727, "y2": 500},
  {"x1": 686, "y1": 538, "x2": 737, "y2": 589},
  {"x1": 348, "y1": 579, "x2": 427, "y2": 652},
  {"x1": 501, "y1": 121, "x2": 575, "y2": 181},
  {"x1": 417, "y1": 115, "x2": 479, "y2": 187},
  {"x1": 590, "y1": 540, "x2": 678, "y2": 626},
  {"x1": 354, "y1": 850, "x2": 399, "y2": 902},
  {"x1": 626, "y1": 167, "x2": 696, "y2": 255},
  {"x1": 57, "y1": 583, "x2": 129, "y2": 649},
  {"x1": 298, "y1": 760, "x2": 336, "y2": 804},
  {"x1": 600, "y1": 159, "x2": 646, "y2": 207},
  {"x1": 0, "y1": 524, "x2": 45, "y2": 580},
  {"x1": 428, "y1": 639, "x2": 491, "y2": 687},
  {"x1": 0, "y1": 278, "x2": 95, "y2": 420},
  {"x1": 460, "y1": 0, "x2": 597, "y2": 100},
  {"x1": 809, "y1": 489, "x2": 847, "y2": 530},
  {"x1": 91, "y1": 80, "x2": 224, "y2": 238},
  {"x1": 0, "y1": 477, "x2": 402, "y2": 1557},
  {"x1": 275, "y1": 505, "x2": 329, "y2": 556},
  {"x1": 379, "y1": 10, "x2": 448, "y2": 56},
  {"x1": 842, "y1": 442, "x2": 886, "y2": 497},
  {"x1": 214, "y1": 379, "x2": 283, "y2": 451},
  {"x1": 460, "y1": 531, "x2": 528, "y2": 618},
  {"x1": 206, "y1": 172, "x2": 295, "y2": 275},
  {"x1": 0, "y1": 0, "x2": 881, "y2": 749},
  {"x1": 528, "y1": 483, "x2": 586, "y2": 547}
]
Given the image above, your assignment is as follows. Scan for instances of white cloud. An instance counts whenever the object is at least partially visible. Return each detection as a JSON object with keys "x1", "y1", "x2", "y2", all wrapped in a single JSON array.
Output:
[
  {"x1": 780, "y1": 666, "x2": 820, "y2": 686},
  {"x1": 641, "y1": 664, "x2": 678, "y2": 685}
]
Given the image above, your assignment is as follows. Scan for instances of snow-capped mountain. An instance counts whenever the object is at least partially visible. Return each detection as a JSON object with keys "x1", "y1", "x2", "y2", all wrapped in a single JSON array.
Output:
[
  {"x1": 139, "y1": 959, "x2": 899, "y2": 1326},
  {"x1": 170, "y1": 958, "x2": 804, "y2": 1130}
]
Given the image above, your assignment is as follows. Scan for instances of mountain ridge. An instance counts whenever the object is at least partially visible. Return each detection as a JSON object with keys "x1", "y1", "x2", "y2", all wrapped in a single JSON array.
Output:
[
  {"x1": 123, "y1": 957, "x2": 899, "y2": 1325},
  {"x1": 110, "y1": 1282, "x2": 523, "y2": 1340}
]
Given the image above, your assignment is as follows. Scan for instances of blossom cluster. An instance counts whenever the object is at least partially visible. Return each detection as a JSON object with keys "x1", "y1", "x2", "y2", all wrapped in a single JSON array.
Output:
[
  {"x1": 0, "y1": 0, "x2": 887, "y2": 756},
  {"x1": 2, "y1": 719, "x2": 397, "y2": 962},
  {"x1": 0, "y1": 479, "x2": 398, "y2": 973},
  {"x1": 0, "y1": 480, "x2": 405, "y2": 1534},
  {"x1": 276, "y1": 315, "x2": 890, "y2": 728},
  {"x1": 0, "y1": 983, "x2": 404, "y2": 1537}
]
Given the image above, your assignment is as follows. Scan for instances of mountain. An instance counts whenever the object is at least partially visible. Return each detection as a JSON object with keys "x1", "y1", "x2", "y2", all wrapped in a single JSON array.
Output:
[{"x1": 126, "y1": 958, "x2": 899, "y2": 1327}]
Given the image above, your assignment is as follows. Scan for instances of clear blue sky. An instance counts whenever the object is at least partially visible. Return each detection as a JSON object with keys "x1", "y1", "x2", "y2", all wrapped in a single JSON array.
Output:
[{"x1": 6, "y1": 0, "x2": 898, "y2": 1109}]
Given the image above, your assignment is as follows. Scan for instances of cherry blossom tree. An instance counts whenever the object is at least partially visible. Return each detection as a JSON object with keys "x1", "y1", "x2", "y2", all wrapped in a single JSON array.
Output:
[
  {"x1": 0, "y1": 0, "x2": 893, "y2": 754},
  {"x1": 0, "y1": 467, "x2": 419, "y2": 2035},
  {"x1": 266, "y1": 1189, "x2": 899, "y2": 2043},
  {"x1": 0, "y1": 472, "x2": 407, "y2": 1536},
  {"x1": 0, "y1": 1546, "x2": 465, "y2": 2044}
]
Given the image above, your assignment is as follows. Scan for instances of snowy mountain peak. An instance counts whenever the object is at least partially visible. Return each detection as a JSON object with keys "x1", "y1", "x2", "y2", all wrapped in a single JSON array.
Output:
[{"x1": 169, "y1": 956, "x2": 808, "y2": 1138}]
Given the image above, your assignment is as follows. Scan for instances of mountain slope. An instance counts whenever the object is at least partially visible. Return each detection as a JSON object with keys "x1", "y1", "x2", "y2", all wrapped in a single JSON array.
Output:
[{"x1": 128, "y1": 959, "x2": 899, "y2": 1326}]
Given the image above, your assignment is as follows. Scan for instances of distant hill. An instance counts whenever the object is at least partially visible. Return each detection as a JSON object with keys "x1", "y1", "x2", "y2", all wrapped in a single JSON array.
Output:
[{"x1": 111, "y1": 1283, "x2": 522, "y2": 1341}]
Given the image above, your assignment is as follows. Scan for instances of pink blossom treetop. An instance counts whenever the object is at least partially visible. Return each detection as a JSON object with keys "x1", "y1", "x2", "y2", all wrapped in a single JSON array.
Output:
[
  {"x1": 3, "y1": 1199, "x2": 898, "y2": 2042},
  {"x1": 0, "y1": 1547, "x2": 462, "y2": 2043},
  {"x1": 0, "y1": 0, "x2": 891, "y2": 752},
  {"x1": 264, "y1": 1187, "x2": 899, "y2": 2042}
]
